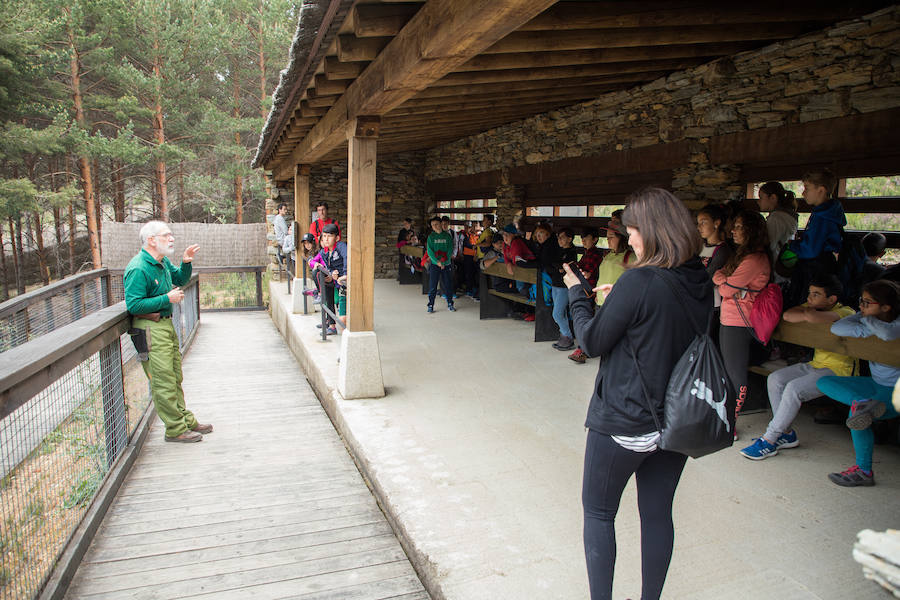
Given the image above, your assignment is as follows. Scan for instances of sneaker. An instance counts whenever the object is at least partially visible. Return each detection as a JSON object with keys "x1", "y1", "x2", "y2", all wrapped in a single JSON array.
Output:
[
  {"x1": 733, "y1": 430, "x2": 739, "y2": 442},
  {"x1": 568, "y1": 348, "x2": 587, "y2": 363},
  {"x1": 828, "y1": 465, "x2": 875, "y2": 487},
  {"x1": 846, "y1": 400, "x2": 887, "y2": 430},
  {"x1": 552, "y1": 336, "x2": 575, "y2": 351},
  {"x1": 523, "y1": 313, "x2": 535, "y2": 322},
  {"x1": 775, "y1": 430, "x2": 799, "y2": 449},
  {"x1": 191, "y1": 423, "x2": 213, "y2": 434},
  {"x1": 426, "y1": 305, "x2": 434, "y2": 313},
  {"x1": 740, "y1": 437, "x2": 778, "y2": 460},
  {"x1": 448, "y1": 304, "x2": 456, "y2": 312},
  {"x1": 326, "y1": 326, "x2": 337, "y2": 335}
]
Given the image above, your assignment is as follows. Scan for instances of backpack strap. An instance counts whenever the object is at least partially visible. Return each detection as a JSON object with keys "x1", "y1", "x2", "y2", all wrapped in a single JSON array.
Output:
[{"x1": 650, "y1": 268, "x2": 708, "y2": 337}]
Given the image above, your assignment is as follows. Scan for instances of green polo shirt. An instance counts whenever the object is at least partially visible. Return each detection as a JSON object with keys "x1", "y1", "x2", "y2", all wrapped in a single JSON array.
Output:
[{"x1": 124, "y1": 248, "x2": 192, "y2": 316}]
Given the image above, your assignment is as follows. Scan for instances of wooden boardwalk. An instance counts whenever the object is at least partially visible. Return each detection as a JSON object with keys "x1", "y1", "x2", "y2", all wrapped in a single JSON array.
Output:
[{"x1": 65, "y1": 311, "x2": 427, "y2": 600}]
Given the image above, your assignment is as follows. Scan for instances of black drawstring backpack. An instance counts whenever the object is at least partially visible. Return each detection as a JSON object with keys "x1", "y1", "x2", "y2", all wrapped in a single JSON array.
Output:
[{"x1": 629, "y1": 269, "x2": 737, "y2": 459}]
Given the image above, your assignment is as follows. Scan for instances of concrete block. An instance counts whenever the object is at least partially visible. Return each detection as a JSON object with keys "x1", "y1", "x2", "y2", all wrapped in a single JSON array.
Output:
[
  {"x1": 291, "y1": 278, "x2": 312, "y2": 314},
  {"x1": 338, "y1": 331, "x2": 385, "y2": 399}
]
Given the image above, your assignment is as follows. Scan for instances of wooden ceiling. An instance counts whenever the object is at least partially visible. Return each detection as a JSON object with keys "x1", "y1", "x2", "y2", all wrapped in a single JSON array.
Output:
[{"x1": 261, "y1": 0, "x2": 891, "y2": 180}]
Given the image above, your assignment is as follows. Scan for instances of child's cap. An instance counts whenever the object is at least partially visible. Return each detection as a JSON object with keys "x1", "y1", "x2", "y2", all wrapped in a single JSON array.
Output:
[{"x1": 502, "y1": 224, "x2": 518, "y2": 234}]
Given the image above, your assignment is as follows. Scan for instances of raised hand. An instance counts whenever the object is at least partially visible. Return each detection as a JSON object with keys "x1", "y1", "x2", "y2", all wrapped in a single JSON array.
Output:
[{"x1": 183, "y1": 244, "x2": 200, "y2": 262}]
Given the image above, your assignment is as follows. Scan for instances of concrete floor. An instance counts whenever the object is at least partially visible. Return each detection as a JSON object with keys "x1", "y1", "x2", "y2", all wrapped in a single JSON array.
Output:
[{"x1": 270, "y1": 279, "x2": 900, "y2": 600}]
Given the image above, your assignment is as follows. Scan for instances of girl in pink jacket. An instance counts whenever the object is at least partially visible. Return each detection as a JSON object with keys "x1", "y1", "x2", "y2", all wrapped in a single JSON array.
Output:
[{"x1": 713, "y1": 210, "x2": 772, "y2": 436}]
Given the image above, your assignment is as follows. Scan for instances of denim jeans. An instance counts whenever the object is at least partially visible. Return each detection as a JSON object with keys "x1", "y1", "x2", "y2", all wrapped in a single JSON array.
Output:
[
  {"x1": 550, "y1": 285, "x2": 572, "y2": 338},
  {"x1": 428, "y1": 263, "x2": 454, "y2": 306}
]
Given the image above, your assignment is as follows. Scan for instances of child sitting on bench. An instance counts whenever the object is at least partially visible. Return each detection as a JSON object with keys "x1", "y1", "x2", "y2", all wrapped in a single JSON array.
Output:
[{"x1": 740, "y1": 274, "x2": 855, "y2": 460}]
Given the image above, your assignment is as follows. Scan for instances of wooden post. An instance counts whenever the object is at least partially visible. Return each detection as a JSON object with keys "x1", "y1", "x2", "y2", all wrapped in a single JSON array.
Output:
[
  {"x1": 346, "y1": 117, "x2": 380, "y2": 333},
  {"x1": 293, "y1": 165, "x2": 310, "y2": 280}
]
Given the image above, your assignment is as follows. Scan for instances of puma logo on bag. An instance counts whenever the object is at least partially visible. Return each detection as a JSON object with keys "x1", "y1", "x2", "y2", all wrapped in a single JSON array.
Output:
[{"x1": 691, "y1": 378, "x2": 731, "y2": 432}]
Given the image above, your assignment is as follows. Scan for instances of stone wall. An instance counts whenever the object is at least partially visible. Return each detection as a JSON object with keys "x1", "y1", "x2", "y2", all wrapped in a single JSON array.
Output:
[
  {"x1": 271, "y1": 152, "x2": 428, "y2": 279},
  {"x1": 424, "y1": 6, "x2": 900, "y2": 204}
]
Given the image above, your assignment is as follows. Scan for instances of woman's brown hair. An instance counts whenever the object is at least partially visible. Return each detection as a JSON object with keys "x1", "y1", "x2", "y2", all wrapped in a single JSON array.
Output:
[
  {"x1": 621, "y1": 187, "x2": 701, "y2": 269},
  {"x1": 721, "y1": 209, "x2": 770, "y2": 276},
  {"x1": 759, "y1": 181, "x2": 798, "y2": 216},
  {"x1": 863, "y1": 279, "x2": 900, "y2": 321}
]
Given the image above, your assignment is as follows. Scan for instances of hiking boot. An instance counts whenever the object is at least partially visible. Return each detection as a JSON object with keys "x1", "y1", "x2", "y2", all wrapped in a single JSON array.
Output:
[
  {"x1": 552, "y1": 336, "x2": 575, "y2": 351},
  {"x1": 568, "y1": 348, "x2": 587, "y2": 363},
  {"x1": 740, "y1": 437, "x2": 778, "y2": 460},
  {"x1": 191, "y1": 423, "x2": 213, "y2": 434},
  {"x1": 775, "y1": 429, "x2": 799, "y2": 449},
  {"x1": 828, "y1": 465, "x2": 874, "y2": 487},
  {"x1": 846, "y1": 400, "x2": 887, "y2": 430},
  {"x1": 165, "y1": 431, "x2": 202, "y2": 443}
]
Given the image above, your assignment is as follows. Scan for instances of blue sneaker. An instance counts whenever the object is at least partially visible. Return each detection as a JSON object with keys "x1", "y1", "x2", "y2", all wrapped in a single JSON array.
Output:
[
  {"x1": 426, "y1": 305, "x2": 434, "y2": 313},
  {"x1": 740, "y1": 437, "x2": 778, "y2": 460},
  {"x1": 448, "y1": 304, "x2": 456, "y2": 312},
  {"x1": 775, "y1": 430, "x2": 799, "y2": 449}
]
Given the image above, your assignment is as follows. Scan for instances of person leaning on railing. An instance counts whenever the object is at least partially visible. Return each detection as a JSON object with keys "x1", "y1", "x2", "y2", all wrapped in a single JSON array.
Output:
[{"x1": 124, "y1": 220, "x2": 213, "y2": 443}]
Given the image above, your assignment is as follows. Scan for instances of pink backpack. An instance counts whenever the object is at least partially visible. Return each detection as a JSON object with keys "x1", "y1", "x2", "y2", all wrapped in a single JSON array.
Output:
[{"x1": 732, "y1": 283, "x2": 783, "y2": 344}]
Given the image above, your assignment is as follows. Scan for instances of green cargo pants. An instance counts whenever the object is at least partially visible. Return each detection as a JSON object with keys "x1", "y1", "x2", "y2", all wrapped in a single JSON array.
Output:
[{"x1": 134, "y1": 316, "x2": 198, "y2": 438}]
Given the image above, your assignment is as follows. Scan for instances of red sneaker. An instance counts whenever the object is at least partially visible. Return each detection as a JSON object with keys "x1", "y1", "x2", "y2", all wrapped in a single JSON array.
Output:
[
  {"x1": 568, "y1": 348, "x2": 586, "y2": 363},
  {"x1": 523, "y1": 313, "x2": 535, "y2": 322}
]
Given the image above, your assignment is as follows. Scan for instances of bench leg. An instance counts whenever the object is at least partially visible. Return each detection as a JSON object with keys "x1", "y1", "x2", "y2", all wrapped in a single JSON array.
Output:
[
  {"x1": 479, "y1": 272, "x2": 510, "y2": 319},
  {"x1": 534, "y1": 278, "x2": 560, "y2": 342}
]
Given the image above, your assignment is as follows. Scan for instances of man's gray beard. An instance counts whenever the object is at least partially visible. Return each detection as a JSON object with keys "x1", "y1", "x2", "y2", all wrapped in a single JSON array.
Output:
[{"x1": 161, "y1": 244, "x2": 176, "y2": 257}]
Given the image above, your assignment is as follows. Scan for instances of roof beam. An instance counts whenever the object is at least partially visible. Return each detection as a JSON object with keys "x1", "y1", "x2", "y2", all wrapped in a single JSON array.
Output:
[
  {"x1": 454, "y1": 42, "x2": 758, "y2": 72},
  {"x1": 484, "y1": 22, "x2": 818, "y2": 54},
  {"x1": 433, "y1": 62, "x2": 694, "y2": 87},
  {"x1": 274, "y1": 0, "x2": 558, "y2": 179}
]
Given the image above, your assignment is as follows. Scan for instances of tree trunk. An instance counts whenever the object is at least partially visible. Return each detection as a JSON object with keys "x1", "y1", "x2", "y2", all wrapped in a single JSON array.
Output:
[
  {"x1": 33, "y1": 213, "x2": 50, "y2": 285},
  {"x1": 0, "y1": 227, "x2": 9, "y2": 301},
  {"x1": 13, "y1": 217, "x2": 25, "y2": 294},
  {"x1": 113, "y1": 159, "x2": 125, "y2": 221},
  {"x1": 67, "y1": 15, "x2": 101, "y2": 269},
  {"x1": 50, "y1": 158, "x2": 64, "y2": 279},
  {"x1": 233, "y1": 66, "x2": 243, "y2": 224},
  {"x1": 178, "y1": 164, "x2": 186, "y2": 221},
  {"x1": 7, "y1": 219, "x2": 19, "y2": 296},
  {"x1": 93, "y1": 158, "x2": 102, "y2": 248},
  {"x1": 152, "y1": 35, "x2": 169, "y2": 222},
  {"x1": 66, "y1": 154, "x2": 76, "y2": 274},
  {"x1": 258, "y1": 1, "x2": 273, "y2": 216}
]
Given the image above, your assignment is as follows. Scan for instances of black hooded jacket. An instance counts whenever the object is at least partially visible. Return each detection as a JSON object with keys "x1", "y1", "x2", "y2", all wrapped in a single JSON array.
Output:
[{"x1": 569, "y1": 257, "x2": 713, "y2": 436}]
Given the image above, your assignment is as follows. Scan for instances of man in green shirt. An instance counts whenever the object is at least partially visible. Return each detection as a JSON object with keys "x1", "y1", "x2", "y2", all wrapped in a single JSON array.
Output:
[{"x1": 124, "y1": 221, "x2": 211, "y2": 443}]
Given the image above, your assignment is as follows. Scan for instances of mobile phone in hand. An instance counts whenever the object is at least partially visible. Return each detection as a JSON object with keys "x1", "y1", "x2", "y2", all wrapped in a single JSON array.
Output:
[{"x1": 566, "y1": 262, "x2": 595, "y2": 298}]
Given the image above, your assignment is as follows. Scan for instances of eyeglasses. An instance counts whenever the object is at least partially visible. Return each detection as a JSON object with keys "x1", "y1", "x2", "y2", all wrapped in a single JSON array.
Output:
[
  {"x1": 859, "y1": 297, "x2": 878, "y2": 307},
  {"x1": 153, "y1": 233, "x2": 175, "y2": 240}
]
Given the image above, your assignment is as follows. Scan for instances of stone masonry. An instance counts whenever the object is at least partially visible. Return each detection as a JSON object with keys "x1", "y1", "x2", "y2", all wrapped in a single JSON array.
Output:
[{"x1": 424, "y1": 6, "x2": 900, "y2": 204}]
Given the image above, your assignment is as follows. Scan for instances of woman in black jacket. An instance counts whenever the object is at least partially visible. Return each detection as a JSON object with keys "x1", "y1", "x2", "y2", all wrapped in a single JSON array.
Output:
[{"x1": 563, "y1": 188, "x2": 712, "y2": 600}]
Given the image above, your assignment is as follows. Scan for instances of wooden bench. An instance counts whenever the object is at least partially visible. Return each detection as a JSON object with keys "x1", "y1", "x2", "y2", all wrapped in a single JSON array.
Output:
[
  {"x1": 398, "y1": 244, "x2": 424, "y2": 285},
  {"x1": 744, "y1": 319, "x2": 900, "y2": 412},
  {"x1": 479, "y1": 262, "x2": 558, "y2": 342}
]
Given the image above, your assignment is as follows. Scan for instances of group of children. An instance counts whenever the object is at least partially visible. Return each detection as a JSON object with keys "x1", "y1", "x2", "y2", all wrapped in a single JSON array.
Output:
[{"x1": 411, "y1": 168, "x2": 899, "y2": 488}]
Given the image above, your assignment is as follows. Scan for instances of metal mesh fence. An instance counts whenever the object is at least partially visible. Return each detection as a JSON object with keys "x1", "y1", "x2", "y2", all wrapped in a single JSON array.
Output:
[
  {"x1": 198, "y1": 269, "x2": 268, "y2": 310},
  {"x1": 0, "y1": 273, "x2": 120, "y2": 353},
  {"x1": 0, "y1": 338, "x2": 132, "y2": 600}
]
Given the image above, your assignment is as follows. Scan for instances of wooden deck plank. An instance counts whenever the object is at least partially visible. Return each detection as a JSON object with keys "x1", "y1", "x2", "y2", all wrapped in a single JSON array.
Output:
[{"x1": 65, "y1": 312, "x2": 427, "y2": 599}]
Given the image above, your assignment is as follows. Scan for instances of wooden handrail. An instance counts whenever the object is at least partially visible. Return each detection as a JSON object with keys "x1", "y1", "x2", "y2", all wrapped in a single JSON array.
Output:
[
  {"x1": 0, "y1": 268, "x2": 111, "y2": 320},
  {"x1": 772, "y1": 320, "x2": 900, "y2": 367},
  {"x1": 0, "y1": 303, "x2": 131, "y2": 419}
]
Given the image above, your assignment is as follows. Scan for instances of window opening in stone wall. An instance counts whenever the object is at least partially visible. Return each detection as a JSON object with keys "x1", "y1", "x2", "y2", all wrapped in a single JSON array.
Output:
[
  {"x1": 437, "y1": 198, "x2": 496, "y2": 226},
  {"x1": 590, "y1": 205, "x2": 626, "y2": 217},
  {"x1": 750, "y1": 177, "x2": 900, "y2": 262}
]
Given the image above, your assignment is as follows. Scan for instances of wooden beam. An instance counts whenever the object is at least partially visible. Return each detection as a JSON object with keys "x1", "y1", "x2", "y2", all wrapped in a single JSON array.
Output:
[
  {"x1": 346, "y1": 118, "x2": 379, "y2": 332},
  {"x1": 300, "y1": 102, "x2": 329, "y2": 118},
  {"x1": 306, "y1": 94, "x2": 340, "y2": 108},
  {"x1": 411, "y1": 76, "x2": 619, "y2": 99},
  {"x1": 274, "y1": 0, "x2": 558, "y2": 179},
  {"x1": 712, "y1": 108, "x2": 900, "y2": 167},
  {"x1": 455, "y1": 42, "x2": 758, "y2": 72},
  {"x1": 353, "y1": 3, "x2": 420, "y2": 38},
  {"x1": 314, "y1": 74, "x2": 350, "y2": 95},
  {"x1": 293, "y1": 165, "x2": 311, "y2": 280},
  {"x1": 433, "y1": 64, "x2": 683, "y2": 86},
  {"x1": 397, "y1": 85, "x2": 617, "y2": 110},
  {"x1": 337, "y1": 35, "x2": 391, "y2": 62},
  {"x1": 520, "y1": 2, "x2": 878, "y2": 31},
  {"x1": 484, "y1": 22, "x2": 817, "y2": 54},
  {"x1": 324, "y1": 56, "x2": 366, "y2": 80}
]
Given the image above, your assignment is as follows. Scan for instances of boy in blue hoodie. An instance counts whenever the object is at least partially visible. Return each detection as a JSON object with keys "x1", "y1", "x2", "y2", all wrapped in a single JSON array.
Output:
[{"x1": 785, "y1": 169, "x2": 846, "y2": 307}]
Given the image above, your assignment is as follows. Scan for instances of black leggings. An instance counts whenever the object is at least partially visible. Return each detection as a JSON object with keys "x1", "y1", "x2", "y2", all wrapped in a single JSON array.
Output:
[
  {"x1": 719, "y1": 324, "x2": 752, "y2": 414},
  {"x1": 582, "y1": 430, "x2": 687, "y2": 600}
]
